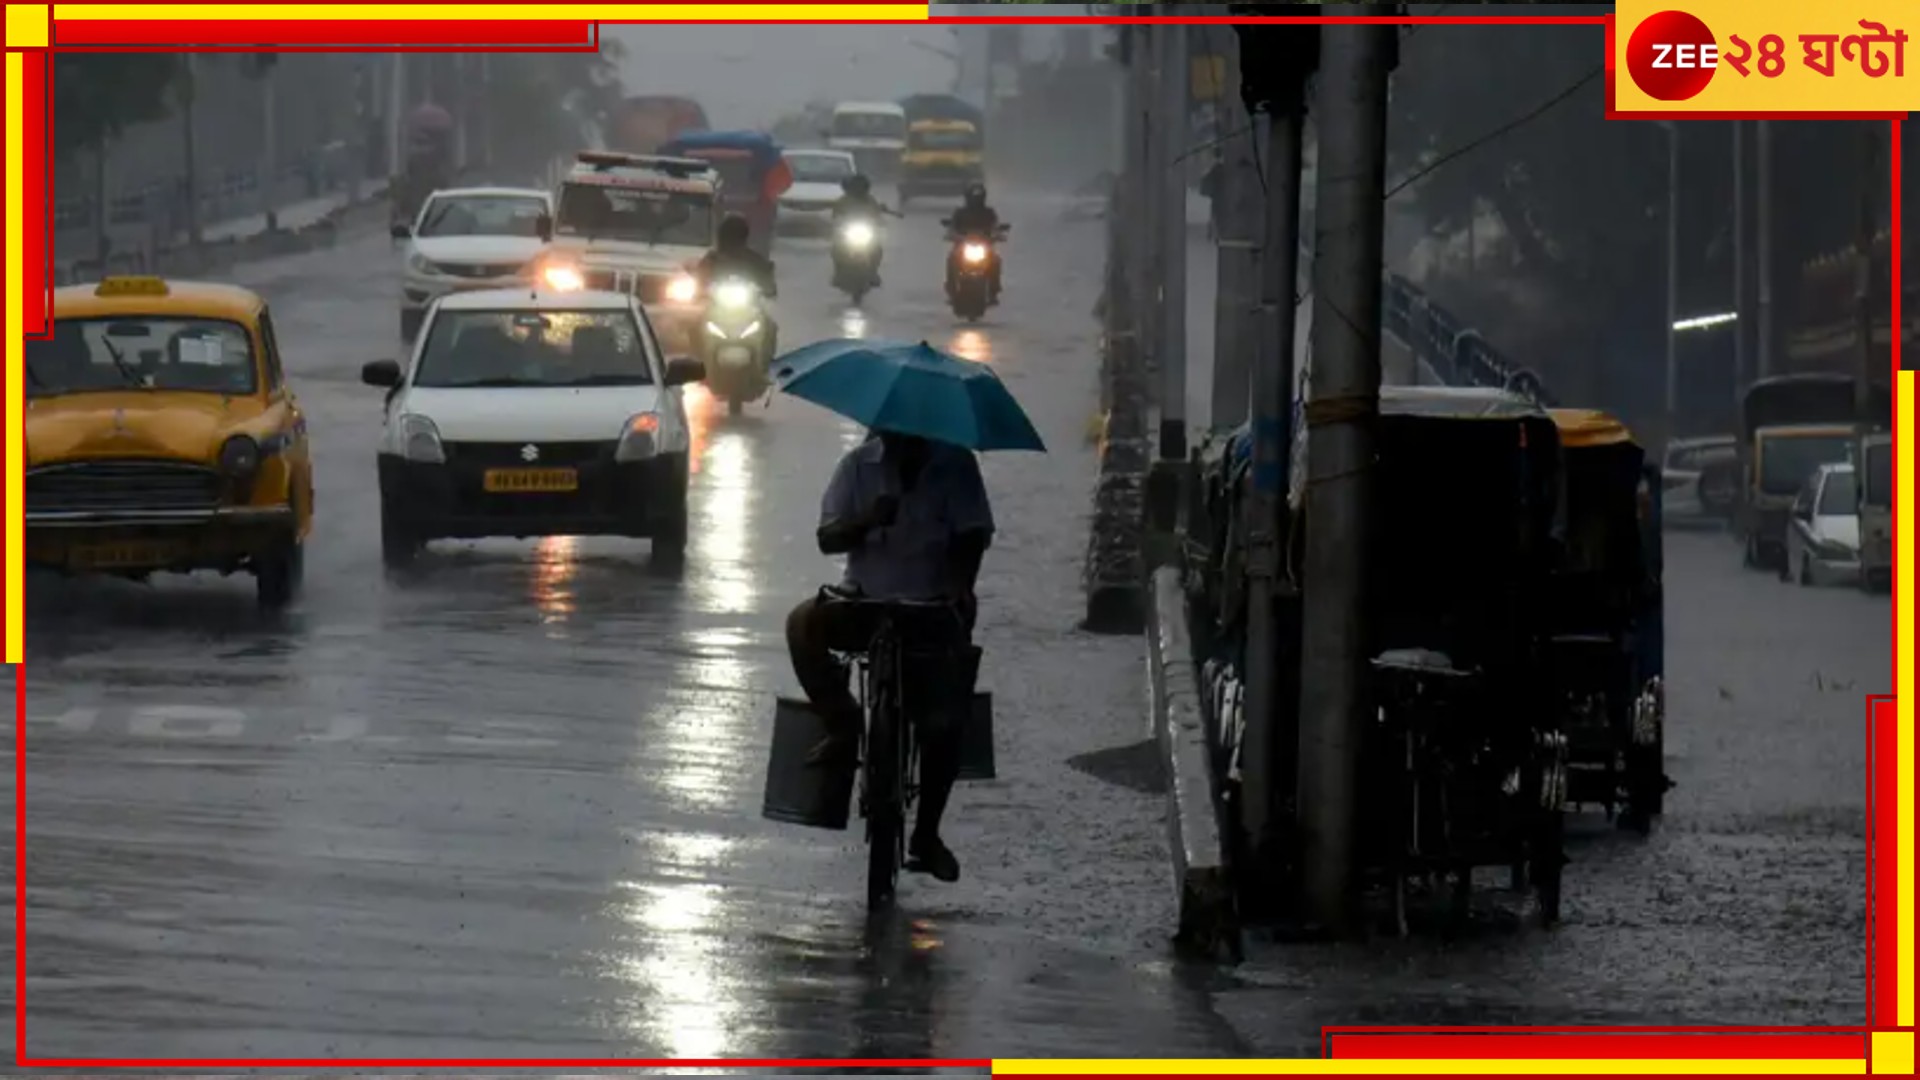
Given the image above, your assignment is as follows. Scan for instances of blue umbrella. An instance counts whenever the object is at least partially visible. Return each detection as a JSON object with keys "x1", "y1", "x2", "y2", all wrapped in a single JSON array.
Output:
[{"x1": 771, "y1": 338, "x2": 1047, "y2": 452}]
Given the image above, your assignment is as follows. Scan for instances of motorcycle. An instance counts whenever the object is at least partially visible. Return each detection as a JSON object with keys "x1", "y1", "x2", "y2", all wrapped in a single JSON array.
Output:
[
  {"x1": 698, "y1": 277, "x2": 774, "y2": 416},
  {"x1": 942, "y1": 221, "x2": 1009, "y2": 322},
  {"x1": 832, "y1": 216, "x2": 883, "y2": 304}
]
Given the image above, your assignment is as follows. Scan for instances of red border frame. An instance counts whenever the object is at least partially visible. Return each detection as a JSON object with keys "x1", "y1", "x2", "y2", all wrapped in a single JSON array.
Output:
[{"x1": 8, "y1": 7, "x2": 1905, "y2": 1069}]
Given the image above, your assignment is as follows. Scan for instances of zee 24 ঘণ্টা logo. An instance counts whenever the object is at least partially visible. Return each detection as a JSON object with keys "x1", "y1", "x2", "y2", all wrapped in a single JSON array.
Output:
[{"x1": 1626, "y1": 9, "x2": 1908, "y2": 101}]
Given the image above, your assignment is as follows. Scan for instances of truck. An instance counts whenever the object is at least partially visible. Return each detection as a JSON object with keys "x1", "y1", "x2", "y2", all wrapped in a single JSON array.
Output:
[
  {"x1": 1735, "y1": 373, "x2": 1891, "y2": 571},
  {"x1": 827, "y1": 101, "x2": 909, "y2": 182},
  {"x1": 607, "y1": 96, "x2": 711, "y2": 155}
]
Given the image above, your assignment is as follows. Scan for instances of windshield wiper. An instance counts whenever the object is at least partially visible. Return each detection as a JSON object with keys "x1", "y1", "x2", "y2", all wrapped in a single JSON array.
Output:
[
  {"x1": 100, "y1": 338, "x2": 148, "y2": 390},
  {"x1": 560, "y1": 374, "x2": 652, "y2": 387}
]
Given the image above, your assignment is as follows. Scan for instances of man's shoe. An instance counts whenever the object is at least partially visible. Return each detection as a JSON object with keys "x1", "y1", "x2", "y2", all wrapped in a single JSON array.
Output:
[{"x1": 908, "y1": 834, "x2": 961, "y2": 883}]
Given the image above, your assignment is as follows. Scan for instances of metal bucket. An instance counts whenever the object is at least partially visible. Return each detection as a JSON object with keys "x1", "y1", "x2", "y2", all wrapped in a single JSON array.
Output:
[{"x1": 762, "y1": 696, "x2": 855, "y2": 830}]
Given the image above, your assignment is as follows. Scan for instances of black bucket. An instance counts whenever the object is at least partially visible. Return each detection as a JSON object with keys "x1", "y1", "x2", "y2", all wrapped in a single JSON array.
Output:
[{"x1": 762, "y1": 696, "x2": 856, "y2": 830}]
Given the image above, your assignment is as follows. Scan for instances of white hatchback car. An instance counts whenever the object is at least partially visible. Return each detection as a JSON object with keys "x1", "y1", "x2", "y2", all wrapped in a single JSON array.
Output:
[
  {"x1": 778, "y1": 148, "x2": 858, "y2": 235},
  {"x1": 360, "y1": 288, "x2": 706, "y2": 565},
  {"x1": 1782, "y1": 462, "x2": 1860, "y2": 587},
  {"x1": 394, "y1": 187, "x2": 553, "y2": 343}
]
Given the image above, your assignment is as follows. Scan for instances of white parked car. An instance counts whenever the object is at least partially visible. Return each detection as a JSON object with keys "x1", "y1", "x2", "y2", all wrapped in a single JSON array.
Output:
[
  {"x1": 393, "y1": 187, "x2": 553, "y2": 343},
  {"x1": 1782, "y1": 462, "x2": 1859, "y2": 587},
  {"x1": 1660, "y1": 434, "x2": 1738, "y2": 525},
  {"x1": 777, "y1": 148, "x2": 859, "y2": 235},
  {"x1": 359, "y1": 287, "x2": 706, "y2": 566}
]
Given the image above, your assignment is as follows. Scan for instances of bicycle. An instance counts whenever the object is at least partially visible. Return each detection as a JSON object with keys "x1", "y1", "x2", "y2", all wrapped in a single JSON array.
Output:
[{"x1": 819, "y1": 588, "x2": 970, "y2": 911}]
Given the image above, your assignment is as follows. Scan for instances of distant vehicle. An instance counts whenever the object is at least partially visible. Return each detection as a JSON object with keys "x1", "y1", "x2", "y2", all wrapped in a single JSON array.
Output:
[
  {"x1": 899, "y1": 118, "x2": 984, "y2": 207},
  {"x1": 1782, "y1": 462, "x2": 1859, "y2": 587},
  {"x1": 656, "y1": 130, "x2": 792, "y2": 255},
  {"x1": 1856, "y1": 431, "x2": 1891, "y2": 593},
  {"x1": 778, "y1": 149, "x2": 858, "y2": 235},
  {"x1": 827, "y1": 101, "x2": 909, "y2": 180},
  {"x1": 539, "y1": 151, "x2": 718, "y2": 355},
  {"x1": 391, "y1": 187, "x2": 552, "y2": 343},
  {"x1": 1659, "y1": 434, "x2": 1738, "y2": 525},
  {"x1": 608, "y1": 95, "x2": 711, "y2": 155},
  {"x1": 359, "y1": 287, "x2": 706, "y2": 565},
  {"x1": 1735, "y1": 373, "x2": 1890, "y2": 571}
]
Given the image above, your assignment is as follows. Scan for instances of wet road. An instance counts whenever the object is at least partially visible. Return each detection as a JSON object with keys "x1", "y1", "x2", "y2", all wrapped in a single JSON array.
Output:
[{"x1": 7, "y1": 199, "x2": 1887, "y2": 1060}]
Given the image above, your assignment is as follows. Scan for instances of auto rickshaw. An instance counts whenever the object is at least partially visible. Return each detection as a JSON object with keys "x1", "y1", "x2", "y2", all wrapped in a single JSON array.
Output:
[
  {"x1": 1546, "y1": 409, "x2": 1669, "y2": 834},
  {"x1": 657, "y1": 130, "x2": 793, "y2": 255}
]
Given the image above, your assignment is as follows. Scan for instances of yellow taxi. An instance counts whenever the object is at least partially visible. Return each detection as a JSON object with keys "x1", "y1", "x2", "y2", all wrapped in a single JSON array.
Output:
[{"x1": 24, "y1": 276, "x2": 315, "y2": 608}]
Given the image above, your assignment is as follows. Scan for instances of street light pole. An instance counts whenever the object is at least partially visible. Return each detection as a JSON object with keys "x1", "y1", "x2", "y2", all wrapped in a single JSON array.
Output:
[
  {"x1": 1662, "y1": 121, "x2": 1679, "y2": 444},
  {"x1": 1757, "y1": 120, "x2": 1773, "y2": 380}
]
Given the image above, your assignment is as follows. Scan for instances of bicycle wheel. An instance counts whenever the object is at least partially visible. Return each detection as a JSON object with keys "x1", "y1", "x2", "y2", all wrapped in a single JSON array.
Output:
[{"x1": 865, "y1": 675, "x2": 904, "y2": 911}]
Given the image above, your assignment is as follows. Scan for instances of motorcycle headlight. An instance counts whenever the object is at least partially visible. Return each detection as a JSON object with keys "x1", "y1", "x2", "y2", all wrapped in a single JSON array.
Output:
[
  {"x1": 615, "y1": 412, "x2": 661, "y2": 463},
  {"x1": 962, "y1": 243, "x2": 989, "y2": 264},
  {"x1": 407, "y1": 252, "x2": 438, "y2": 275},
  {"x1": 666, "y1": 275, "x2": 700, "y2": 304},
  {"x1": 705, "y1": 321, "x2": 728, "y2": 340},
  {"x1": 398, "y1": 414, "x2": 445, "y2": 464},
  {"x1": 713, "y1": 281, "x2": 754, "y2": 309},
  {"x1": 542, "y1": 264, "x2": 585, "y2": 292},
  {"x1": 219, "y1": 435, "x2": 261, "y2": 498},
  {"x1": 739, "y1": 320, "x2": 762, "y2": 339},
  {"x1": 841, "y1": 222, "x2": 875, "y2": 247}
]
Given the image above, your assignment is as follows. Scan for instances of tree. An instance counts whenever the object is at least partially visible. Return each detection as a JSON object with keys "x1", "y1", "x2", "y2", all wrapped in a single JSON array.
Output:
[
  {"x1": 52, "y1": 54, "x2": 182, "y2": 162},
  {"x1": 481, "y1": 45, "x2": 626, "y2": 177}
]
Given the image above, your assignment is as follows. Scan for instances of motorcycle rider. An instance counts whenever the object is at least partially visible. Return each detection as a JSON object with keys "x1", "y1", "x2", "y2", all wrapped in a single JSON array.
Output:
[
  {"x1": 830, "y1": 174, "x2": 900, "y2": 285},
  {"x1": 945, "y1": 182, "x2": 1003, "y2": 304},
  {"x1": 694, "y1": 213, "x2": 779, "y2": 354},
  {"x1": 786, "y1": 428, "x2": 995, "y2": 885}
]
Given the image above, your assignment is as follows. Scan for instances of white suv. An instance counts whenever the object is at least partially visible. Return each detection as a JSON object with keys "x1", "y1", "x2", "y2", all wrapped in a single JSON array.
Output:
[
  {"x1": 360, "y1": 287, "x2": 706, "y2": 565},
  {"x1": 393, "y1": 187, "x2": 553, "y2": 343}
]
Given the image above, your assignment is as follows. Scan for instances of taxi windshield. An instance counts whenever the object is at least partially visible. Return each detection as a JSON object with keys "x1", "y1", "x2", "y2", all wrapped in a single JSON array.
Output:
[
  {"x1": 26, "y1": 317, "x2": 256, "y2": 397},
  {"x1": 414, "y1": 309, "x2": 655, "y2": 389},
  {"x1": 909, "y1": 129, "x2": 979, "y2": 151},
  {"x1": 556, "y1": 182, "x2": 713, "y2": 247},
  {"x1": 417, "y1": 194, "x2": 548, "y2": 238},
  {"x1": 787, "y1": 154, "x2": 854, "y2": 183}
]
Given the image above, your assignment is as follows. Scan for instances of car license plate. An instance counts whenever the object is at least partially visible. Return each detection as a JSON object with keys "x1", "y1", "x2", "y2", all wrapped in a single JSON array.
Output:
[
  {"x1": 484, "y1": 468, "x2": 579, "y2": 493},
  {"x1": 70, "y1": 541, "x2": 181, "y2": 569}
]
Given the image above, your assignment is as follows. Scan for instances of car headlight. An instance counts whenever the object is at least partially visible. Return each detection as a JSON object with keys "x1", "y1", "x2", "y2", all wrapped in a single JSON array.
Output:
[
  {"x1": 841, "y1": 221, "x2": 875, "y2": 247},
  {"x1": 407, "y1": 252, "x2": 438, "y2": 275},
  {"x1": 615, "y1": 413, "x2": 661, "y2": 463},
  {"x1": 399, "y1": 414, "x2": 445, "y2": 464},
  {"x1": 219, "y1": 435, "x2": 261, "y2": 498},
  {"x1": 962, "y1": 243, "x2": 989, "y2": 264},
  {"x1": 542, "y1": 264, "x2": 585, "y2": 292},
  {"x1": 666, "y1": 274, "x2": 699, "y2": 304},
  {"x1": 713, "y1": 281, "x2": 755, "y2": 309}
]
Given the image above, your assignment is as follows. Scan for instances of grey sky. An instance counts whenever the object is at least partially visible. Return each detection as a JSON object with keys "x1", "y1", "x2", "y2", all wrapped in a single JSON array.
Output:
[{"x1": 603, "y1": 24, "x2": 971, "y2": 132}]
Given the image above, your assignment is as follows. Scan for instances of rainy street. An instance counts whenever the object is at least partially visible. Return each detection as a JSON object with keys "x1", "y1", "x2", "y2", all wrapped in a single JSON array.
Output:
[{"x1": 8, "y1": 194, "x2": 1884, "y2": 1059}]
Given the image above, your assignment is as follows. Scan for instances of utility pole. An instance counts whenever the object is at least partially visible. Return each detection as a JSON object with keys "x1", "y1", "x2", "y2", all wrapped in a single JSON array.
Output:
[
  {"x1": 1209, "y1": 29, "x2": 1261, "y2": 432},
  {"x1": 1133, "y1": 27, "x2": 1158, "y2": 383},
  {"x1": 261, "y1": 60, "x2": 280, "y2": 232},
  {"x1": 1662, "y1": 121, "x2": 1680, "y2": 446},
  {"x1": 1229, "y1": 13, "x2": 1317, "y2": 874},
  {"x1": 181, "y1": 53, "x2": 202, "y2": 252},
  {"x1": 1296, "y1": 9, "x2": 1395, "y2": 934},
  {"x1": 1854, "y1": 123, "x2": 1880, "y2": 429},
  {"x1": 1155, "y1": 21, "x2": 1192, "y2": 463},
  {"x1": 387, "y1": 52, "x2": 406, "y2": 184},
  {"x1": 1756, "y1": 120, "x2": 1773, "y2": 380},
  {"x1": 1732, "y1": 121, "x2": 1748, "y2": 402}
]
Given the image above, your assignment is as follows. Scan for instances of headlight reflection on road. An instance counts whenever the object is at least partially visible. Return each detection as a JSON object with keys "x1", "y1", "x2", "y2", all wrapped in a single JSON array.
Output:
[
  {"x1": 682, "y1": 383, "x2": 715, "y2": 476},
  {"x1": 840, "y1": 308, "x2": 868, "y2": 339},
  {"x1": 692, "y1": 433, "x2": 756, "y2": 615},
  {"x1": 529, "y1": 536, "x2": 579, "y2": 629},
  {"x1": 611, "y1": 833, "x2": 746, "y2": 1059},
  {"x1": 645, "y1": 629, "x2": 755, "y2": 815},
  {"x1": 949, "y1": 329, "x2": 992, "y2": 365}
]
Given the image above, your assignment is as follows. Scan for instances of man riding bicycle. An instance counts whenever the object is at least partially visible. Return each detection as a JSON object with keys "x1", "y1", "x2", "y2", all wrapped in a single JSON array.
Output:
[{"x1": 786, "y1": 429, "x2": 995, "y2": 884}]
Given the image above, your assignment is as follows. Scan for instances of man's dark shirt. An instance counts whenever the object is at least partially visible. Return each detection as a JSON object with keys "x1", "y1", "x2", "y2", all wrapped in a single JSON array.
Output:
[
  {"x1": 696, "y1": 247, "x2": 777, "y2": 297},
  {"x1": 948, "y1": 205, "x2": 1000, "y2": 236},
  {"x1": 831, "y1": 193, "x2": 888, "y2": 222}
]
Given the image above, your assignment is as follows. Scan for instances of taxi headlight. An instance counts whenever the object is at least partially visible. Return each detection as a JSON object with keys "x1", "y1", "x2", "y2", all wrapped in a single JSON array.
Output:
[
  {"x1": 665, "y1": 275, "x2": 700, "y2": 304},
  {"x1": 615, "y1": 413, "x2": 662, "y2": 463},
  {"x1": 542, "y1": 264, "x2": 585, "y2": 292},
  {"x1": 219, "y1": 435, "x2": 262, "y2": 498},
  {"x1": 399, "y1": 414, "x2": 446, "y2": 464},
  {"x1": 713, "y1": 281, "x2": 755, "y2": 309},
  {"x1": 962, "y1": 243, "x2": 989, "y2": 264},
  {"x1": 841, "y1": 221, "x2": 875, "y2": 247}
]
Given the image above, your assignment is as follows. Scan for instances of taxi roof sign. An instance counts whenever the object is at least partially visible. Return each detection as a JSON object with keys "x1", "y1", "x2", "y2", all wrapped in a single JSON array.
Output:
[{"x1": 94, "y1": 276, "x2": 170, "y2": 298}]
